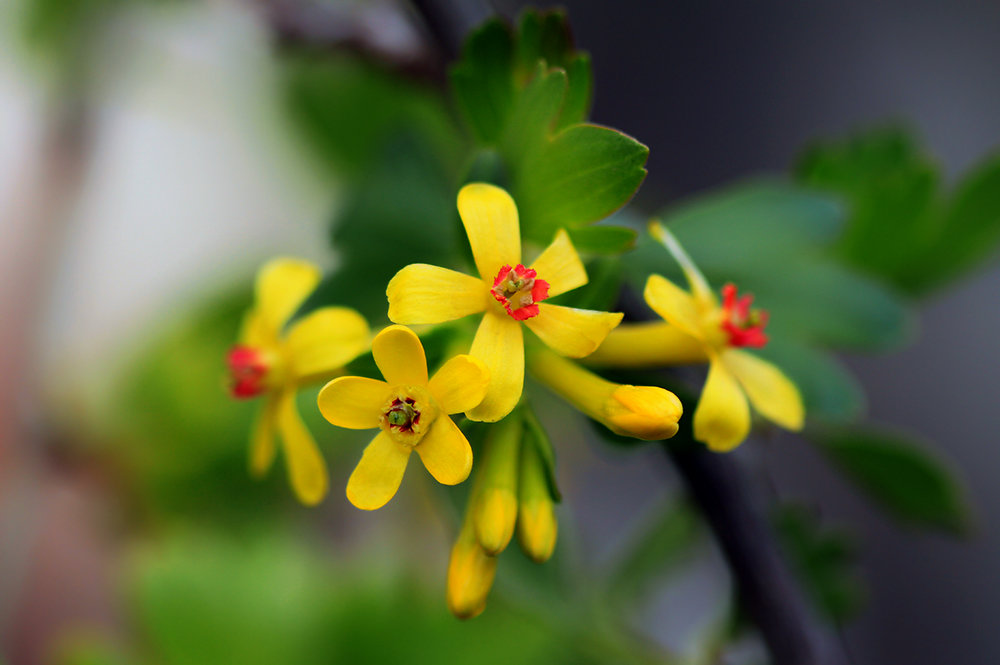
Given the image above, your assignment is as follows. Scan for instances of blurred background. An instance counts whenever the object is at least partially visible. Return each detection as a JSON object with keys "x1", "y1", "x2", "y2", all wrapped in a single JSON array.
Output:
[{"x1": 2, "y1": 0, "x2": 999, "y2": 663}]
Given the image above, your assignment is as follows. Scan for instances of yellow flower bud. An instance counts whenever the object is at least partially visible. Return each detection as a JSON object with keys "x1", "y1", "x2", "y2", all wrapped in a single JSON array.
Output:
[
  {"x1": 517, "y1": 438, "x2": 557, "y2": 563},
  {"x1": 473, "y1": 416, "x2": 522, "y2": 555},
  {"x1": 447, "y1": 516, "x2": 498, "y2": 619},
  {"x1": 528, "y1": 347, "x2": 683, "y2": 441}
]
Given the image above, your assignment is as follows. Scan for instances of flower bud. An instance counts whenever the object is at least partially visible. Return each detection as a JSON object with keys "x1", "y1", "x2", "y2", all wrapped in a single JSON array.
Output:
[
  {"x1": 447, "y1": 519, "x2": 497, "y2": 620},
  {"x1": 528, "y1": 347, "x2": 682, "y2": 441},
  {"x1": 473, "y1": 416, "x2": 522, "y2": 555},
  {"x1": 517, "y1": 439, "x2": 557, "y2": 563}
]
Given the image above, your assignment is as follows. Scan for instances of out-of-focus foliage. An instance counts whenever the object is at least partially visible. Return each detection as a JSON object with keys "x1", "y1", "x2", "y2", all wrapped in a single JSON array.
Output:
[
  {"x1": 451, "y1": 10, "x2": 647, "y2": 246},
  {"x1": 108, "y1": 287, "x2": 363, "y2": 522},
  {"x1": 299, "y1": 133, "x2": 458, "y2": 323},
  {"x1": 798, "y1": 127, "x2": 1000, "y2": 294},
  {"x1": 284, "y1": 55, "x2": 465, "y2": 180},
  {"x1": 814, "y1": 426, "x2": 971, "y2": 533},
  {"x1": 775, "y1": 505, "x2": 864, "y2": 623}
]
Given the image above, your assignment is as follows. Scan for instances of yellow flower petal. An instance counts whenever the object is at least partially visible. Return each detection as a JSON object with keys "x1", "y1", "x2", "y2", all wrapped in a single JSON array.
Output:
[
  {"x1": 285, "y1": 307, "x2": 370, "y2": 382},
  {"x1": 248, "y1": 396, "x2": 279, "y2": 478},
  {"x1": 346, "y1": 431, "x2": 411, "y2": 510},
  {"x1": 644, "y1": 274, "x2": 706, "y2": 340},
  {"x1": 524, "y1": 304, "x2": 623, "y2": 358},
  {"x1": 585, "y1": 321, "x2": 710, "y2": 367},
  {"x1": 239, "y1": 309, "x2": 273, "y2": 348},
  {"x1": 276, "y1": 392, "x2": 329, "y2": 505},
  {"x1": 722, "y1": 348, "x2": 805, "y2": 431},
  {"x1": 428, "y1": 354, "x2": 490, "y2": 414},
  {"x1": 693, "y1": 358, "x2": 751, "y2": 452},
  {"x1": 256, "y1": 258, "x2": 321, "y2": 333},
  {"x1": 457, "y1": 183, "x2": 521, "y2": 281},
  {"x1": 529, "y1": 229, "x2": 587, "y2": 297},
  {"x1": 372, "y1": 325, "x2": 428, "y2": 386},
  {"x1": 466, "y1": 312, "x2": 523, "y2": 422},
  {"x1": 317, "y1": 376, "x2": 391, "y2": 429},
  {"x1": 447, "y1": 521, "x2": 497, "y2": 620},
  {"x1": 415, "y1": 415, "x2": 473, "y2": 486},
  {"x1": 387, "y1": 264, "x2": 488, "y2": 324}
]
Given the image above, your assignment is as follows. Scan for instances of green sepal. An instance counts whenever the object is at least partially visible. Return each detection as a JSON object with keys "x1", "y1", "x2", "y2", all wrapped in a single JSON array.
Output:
[{"x1": 520, "y1": 404, "x2": 562, "y2": 502}]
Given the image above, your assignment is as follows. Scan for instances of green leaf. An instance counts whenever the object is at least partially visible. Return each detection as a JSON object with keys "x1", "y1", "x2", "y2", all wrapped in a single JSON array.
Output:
[
  {"x1": 566, "y1": 225, "x2": 637, "y2": 255},
  {"x1": 813, "y1": 426, "x2": 971, "y2": 534},
  {"x1": 774, "y1": 505, "x2": 864, "y2": 623},
  {"x1": 516, "y1": 124, "x2": 648, "y2": 243},
  {"x1": 903, "y1": 151, "x2": 1000, "y2": 292},
  {"x1": 499, "y1": 63, "x2": 568, "y2": 167},
  {"x1": 796, "y1": 127, "x2": 940, "y2": 284},
  {"x1": 555, "y1": 54, "x2": 593, "y2": 131},
  {"x1": 606, "y1": 499, "x2": 703, "y2": 604},
  {"x1": 450, "y1": 18, "x2": 516, "y2": 145},
  {"x1": 651, "y1": 180, "x2": 844, "y2": 275},
  {"x1": 284, "y1": 55, "x2": 463, "y2": 178}
]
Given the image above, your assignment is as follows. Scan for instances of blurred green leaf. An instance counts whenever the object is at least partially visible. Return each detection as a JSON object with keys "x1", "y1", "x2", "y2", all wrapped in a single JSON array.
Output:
[
  {"x1": 813, "y1": 426, "x2": 971, "y2": 533},
  {"x1": 285, "y1": 55, "x2": 464, "y2": 179},
  {"x1": 797, "y1": 127, "x2": 940, "y2": 283},
  {"x1": 566, "y1": 225, "x2": 637, "y2": 255},
  {"x1": 516, "y1": 125, "x2": 648, "y2": 244},
  {"x1": 903, "y1": 151, "x2": 1000, "y2": 291},
  {"x1": 650, "y1": 180, "x2": 844, "y2": 274},
  {"x1": 450, "y1": 18, "x2": 516, "y2": 145},
  {"x1": 606, "y1": 499, "x2": 702, "y2": 605},
  {"x1": 774, "y1": 505, "x2": 864, "y2": 623},
  {"x1": 301, "y1": 132, "x2": 457, "y2": 322}
]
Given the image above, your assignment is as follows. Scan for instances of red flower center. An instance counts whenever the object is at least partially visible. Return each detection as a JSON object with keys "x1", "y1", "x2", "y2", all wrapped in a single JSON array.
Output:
[
  {"x1": 382, "y1": 397, "x2": 421, "y2": 433},
  {"x1": 491, "y1": 264, "x2": 550, "y2": 321},
  {"x1": 227, "y1": 345, "x2": 270, "y2": 399},
  {"x1": 720, "y1": 283, "x2": 768, "y2": 348}
]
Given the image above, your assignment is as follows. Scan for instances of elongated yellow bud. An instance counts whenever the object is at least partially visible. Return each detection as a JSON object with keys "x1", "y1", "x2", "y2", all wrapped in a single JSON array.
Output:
[
  {"x1": 473, "y1": 416, "x2": 522, "y2": 555},
  {"x1": 528, "y1": 347, "x2": 683, "y2": 441},
  {"x1": 447, "y1": 478, "x2": 498, "y2": 619},
  {"x1": 517, "y1": 439, "x2": 557, "y2": 562}
]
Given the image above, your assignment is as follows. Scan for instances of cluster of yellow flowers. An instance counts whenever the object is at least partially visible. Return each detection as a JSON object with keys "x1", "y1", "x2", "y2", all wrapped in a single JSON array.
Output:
[{"x1": 227, "y1": 183, "x2": 804, "y2": 617}]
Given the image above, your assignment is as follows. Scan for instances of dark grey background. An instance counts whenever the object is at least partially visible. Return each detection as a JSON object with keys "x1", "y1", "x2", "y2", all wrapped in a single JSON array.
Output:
[{"x1": 497, "y1": 1, "x2": 1000, "y2": 662}]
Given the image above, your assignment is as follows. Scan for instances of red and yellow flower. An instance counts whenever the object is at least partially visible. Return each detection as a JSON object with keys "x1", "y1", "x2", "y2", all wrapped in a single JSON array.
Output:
[
  {"x1": 228, "y1": 258, "x2": 370, "y2": 505},
  {"x1": 587, "y1": 223, "x2": 804, "y2": 451},
  {"x1": 317, "y1": 325, "x2": 490, "y2": 510},
  {"x1": 387, "y1": 183, "x2": 623, "y2": 422}
]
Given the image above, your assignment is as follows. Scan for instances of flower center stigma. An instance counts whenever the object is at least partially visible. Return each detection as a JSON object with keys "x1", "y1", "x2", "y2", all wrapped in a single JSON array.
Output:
[
  {"x1": 491, "y1": 264, "x2": 550, "y2": 321},
  {"x1": 719, "y1": 283, "x2": 768, "y2": 348},
  {"x1": 380, "y1": 386, "x2": 437, "y2": 446}
]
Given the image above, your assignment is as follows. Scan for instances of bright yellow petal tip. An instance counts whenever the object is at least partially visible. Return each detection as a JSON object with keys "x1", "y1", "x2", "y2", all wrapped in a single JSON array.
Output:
[
  {"x1": 346, "y1": 432, "x2": 411, "y2": 510},
  {"x1": 387, "y1": 264, "x2": 488, "y2": 325},
  {"x1": 723, "y1": 349, "x2": 805, "y2": 432},
  {"x1": 605, "y1": 385, "x2": 684, "y2": 441},
  {"x1": 694, "y1": 359, "x2": 751, "y2": 452},
  {"x1": 457, "y1": 183, "x2": 521, "y2": 281}
]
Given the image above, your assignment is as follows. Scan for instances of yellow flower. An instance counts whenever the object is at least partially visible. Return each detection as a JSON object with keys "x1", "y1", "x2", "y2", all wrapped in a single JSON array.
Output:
[
  {"x1": 317, "y1": 325, "x2": 490, "y2": 510},
  {"x1": 228, "y1": 258, "x2": 370, "y2": 505},
  {"x1": 387, "y1": 183, "x2": 623, "y2": 422},
  {"x1": 587, "y1": 223, "x2": 804, "y2": 451},
  {"x1": 529, "y1": 346, "x2": 683, "y2": 441}
]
